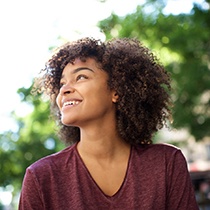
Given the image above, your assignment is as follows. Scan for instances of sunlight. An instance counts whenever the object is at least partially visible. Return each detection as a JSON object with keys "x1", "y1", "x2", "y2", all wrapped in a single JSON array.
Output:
[{"x1": 0, "y1": 186, "x2": 13, "y2": 206}]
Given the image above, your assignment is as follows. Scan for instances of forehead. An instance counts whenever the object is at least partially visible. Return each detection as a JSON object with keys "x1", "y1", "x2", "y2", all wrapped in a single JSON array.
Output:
[
  {"x1": 62, "y1": 58, "x2": 98, "y2": 73},
  {"x1": 61, "y1": 57, "x2": 108, "y2": 80}
]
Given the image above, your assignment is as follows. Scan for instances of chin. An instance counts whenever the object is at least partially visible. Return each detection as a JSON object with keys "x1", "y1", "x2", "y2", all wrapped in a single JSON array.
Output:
[
  {"x1": 62, "y1": 121, "x2": 76, "y2": 126},
  {"x1": 61, "y1": 118, "x2": 79, "y2": 127}
]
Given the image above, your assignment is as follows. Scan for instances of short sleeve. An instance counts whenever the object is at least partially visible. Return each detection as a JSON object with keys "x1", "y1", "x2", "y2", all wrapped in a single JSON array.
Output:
[
  {"x1": 18, "y1": 168, "x2": 44, "y2": 210},
  {"x1": 166, "y1": 149, "x2": 199, "y2": 210}
]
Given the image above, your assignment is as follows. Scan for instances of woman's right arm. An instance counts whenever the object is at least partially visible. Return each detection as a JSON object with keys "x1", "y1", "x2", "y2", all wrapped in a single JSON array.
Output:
[{"x1": 18, "y1": 168, "x2": 44, "y2": 210}]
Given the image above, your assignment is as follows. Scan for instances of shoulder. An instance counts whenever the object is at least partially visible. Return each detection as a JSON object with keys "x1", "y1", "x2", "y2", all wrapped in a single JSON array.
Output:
[
  {"x1": 135, "y1": 143, "x2": 181, "y2": 155},
  {"x1": 131, "y1": 143, "x2": 189, "y2": 176},
  {"x1": 27, "y1": 143, "x2": 77, "y2": 174},
  {"x1": 133, "y1": 143, "x2": 185, "y2": 164}
]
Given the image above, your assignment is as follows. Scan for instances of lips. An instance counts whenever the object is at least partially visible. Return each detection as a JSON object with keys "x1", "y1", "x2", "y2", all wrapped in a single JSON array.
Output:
[
  {"x1": 63, "y1": 100, "x2": 80, "y2": 106},
  {"x1": 62, "y1": 99, "x2": 82, "y2": 109}
]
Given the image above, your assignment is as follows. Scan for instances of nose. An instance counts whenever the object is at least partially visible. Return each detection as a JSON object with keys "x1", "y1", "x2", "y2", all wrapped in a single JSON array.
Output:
[{"x1": 60, "y1": 84, "x2": 75, "y2": 95}]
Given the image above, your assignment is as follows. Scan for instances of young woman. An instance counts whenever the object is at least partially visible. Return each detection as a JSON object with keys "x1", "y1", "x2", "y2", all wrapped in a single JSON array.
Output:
[{"x1": 19, "y1": 37, "x2": 199, "y2": 209}]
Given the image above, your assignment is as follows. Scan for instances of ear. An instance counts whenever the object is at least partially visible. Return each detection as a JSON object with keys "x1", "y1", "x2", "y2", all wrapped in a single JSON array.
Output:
[{"x1": 112, "y1": 91, "x2": 119, "y2": 103}]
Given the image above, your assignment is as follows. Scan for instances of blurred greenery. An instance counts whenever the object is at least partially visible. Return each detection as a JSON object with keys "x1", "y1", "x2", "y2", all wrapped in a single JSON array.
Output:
[
  {"x1": 0, "y1": 86, "x2": 65, "y2": 196},
  {"x1": 0, "y1": 0, "x2": 210, "y2": 206}
]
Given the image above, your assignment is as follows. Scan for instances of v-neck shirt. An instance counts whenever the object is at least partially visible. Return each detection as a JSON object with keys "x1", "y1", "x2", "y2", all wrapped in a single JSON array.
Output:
[{"x1": 19, "y1": 143, "x2": 199, "y2": 210}]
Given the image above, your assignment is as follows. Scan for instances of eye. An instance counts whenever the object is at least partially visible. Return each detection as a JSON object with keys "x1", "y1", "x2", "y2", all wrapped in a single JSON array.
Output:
[{"x1": 76, "y1": 74, "x2": 88, "y2": 81}]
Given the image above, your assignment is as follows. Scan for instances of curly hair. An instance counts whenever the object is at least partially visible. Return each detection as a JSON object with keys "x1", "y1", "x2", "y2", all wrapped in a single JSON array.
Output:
[{"x1": 38, "y1": 37, "x2": 172, "y2": 146}]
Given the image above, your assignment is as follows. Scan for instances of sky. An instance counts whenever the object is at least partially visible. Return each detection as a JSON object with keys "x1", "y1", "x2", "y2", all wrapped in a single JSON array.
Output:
[{"x1": 0, "y1": 0, "x2": 206, "y2": 133}]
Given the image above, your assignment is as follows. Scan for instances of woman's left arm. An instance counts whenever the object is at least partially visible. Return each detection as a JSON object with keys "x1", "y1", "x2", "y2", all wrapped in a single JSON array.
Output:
[{"x1": 166, "y1": 149, "x2": 199, "y2": 210}]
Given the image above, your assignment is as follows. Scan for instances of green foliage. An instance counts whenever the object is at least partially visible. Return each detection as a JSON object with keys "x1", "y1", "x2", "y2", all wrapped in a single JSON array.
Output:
[
  {"x1": 0, "y1": 85, "x2": 64, "y2": 193},
  {"x1": 99, "y1": 0, "x2": 210, "y2": 141}
]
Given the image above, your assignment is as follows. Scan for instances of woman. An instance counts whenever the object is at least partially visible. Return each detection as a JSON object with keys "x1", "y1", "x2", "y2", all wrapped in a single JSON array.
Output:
[{"x1": 19, "y1": 37, "x2": 198, "y2": 209}]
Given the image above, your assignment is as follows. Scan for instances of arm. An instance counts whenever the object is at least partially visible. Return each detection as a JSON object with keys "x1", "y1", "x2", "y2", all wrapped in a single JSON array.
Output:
[
  {"x1": 19, "y1": 168, "x2": 44, "y2": 210},
  {"x1": 166, "y1": 149, "x2": 199, "y2": 210}
]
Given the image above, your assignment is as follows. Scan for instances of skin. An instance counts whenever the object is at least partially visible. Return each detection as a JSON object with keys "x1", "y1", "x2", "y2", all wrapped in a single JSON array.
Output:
[{"x1": 56, "y1": 58, "x2": 130, "y2": 196}]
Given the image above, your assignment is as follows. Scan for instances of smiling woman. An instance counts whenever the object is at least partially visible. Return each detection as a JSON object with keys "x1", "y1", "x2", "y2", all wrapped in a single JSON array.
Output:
[
  {"x1": 18, "y1": 37, "x2": 199, "y2": 210},
  {"x1": 56, "y1": 58, "x2": 115, "y2": 128}
]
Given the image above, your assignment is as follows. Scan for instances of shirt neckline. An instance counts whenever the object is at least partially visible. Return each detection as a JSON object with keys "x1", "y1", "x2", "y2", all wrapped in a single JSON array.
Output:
[{"x1": 74, "y1": 143, "x2": 133, "y2": 199}]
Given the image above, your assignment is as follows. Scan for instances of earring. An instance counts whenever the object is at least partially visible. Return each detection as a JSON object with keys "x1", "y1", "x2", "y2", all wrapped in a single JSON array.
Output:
[
  {"x1": 113, "y1": 92, "x2": 118, "y2": 103},
  {"x1": 113, "y1": 99, "x2": 117, "y2": 103}
]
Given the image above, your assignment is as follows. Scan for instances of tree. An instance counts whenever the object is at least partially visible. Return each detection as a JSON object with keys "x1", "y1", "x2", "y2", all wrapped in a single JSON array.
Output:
[
  {"x1": 98, "y1": 0, "x2": 210, "y2": 141},
  {"x1": 0, "y1": 85, "x2": 65, "y2": 195}
]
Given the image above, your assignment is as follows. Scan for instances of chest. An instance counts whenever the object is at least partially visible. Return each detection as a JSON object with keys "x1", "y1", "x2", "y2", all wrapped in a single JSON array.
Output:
[{"x1": 40, "y1": 150, "x2": 167, "y2": 210}]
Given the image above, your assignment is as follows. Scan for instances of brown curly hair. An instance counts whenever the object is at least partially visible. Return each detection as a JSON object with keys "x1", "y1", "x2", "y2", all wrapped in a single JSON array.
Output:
[{"x1": 39, "y1": 37, "x2": 172, "y2": 146}]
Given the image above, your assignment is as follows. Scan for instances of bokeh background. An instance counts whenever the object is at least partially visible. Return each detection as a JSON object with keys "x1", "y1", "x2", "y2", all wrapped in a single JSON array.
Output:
[{"x1": 0, "y1": 0, "x2": 210, "y2": 209}]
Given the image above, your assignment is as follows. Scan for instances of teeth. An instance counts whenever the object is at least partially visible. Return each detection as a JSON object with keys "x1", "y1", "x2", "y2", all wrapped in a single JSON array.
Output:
[{"x1": 63, "y1": 101, "x2": 80, "y2": 107}]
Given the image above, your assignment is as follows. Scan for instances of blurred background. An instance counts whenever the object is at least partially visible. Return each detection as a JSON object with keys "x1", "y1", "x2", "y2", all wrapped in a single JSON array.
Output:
[{"x1": 0, "y1": 0, "x2": 210, "y2": 209}]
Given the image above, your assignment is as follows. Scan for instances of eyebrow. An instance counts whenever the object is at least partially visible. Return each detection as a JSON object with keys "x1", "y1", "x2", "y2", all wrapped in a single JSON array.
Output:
[
  {"x1": 72, "y1": 67, "x2": 94, "y2": 74},
  {"x1": 61, "y1": 67, "x2": 94, "y2": 79}
]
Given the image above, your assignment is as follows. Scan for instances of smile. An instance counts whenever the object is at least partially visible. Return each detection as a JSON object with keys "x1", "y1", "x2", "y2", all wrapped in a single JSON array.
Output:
[{"x1": 63, "y1": 100, "x2": 81, "y2": 107}]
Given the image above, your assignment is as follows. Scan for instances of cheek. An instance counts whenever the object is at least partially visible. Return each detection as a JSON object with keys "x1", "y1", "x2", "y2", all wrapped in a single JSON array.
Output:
[
  {"x1": 56, "y1": 94, "x2": 61, "y2": 109},
  {"x1": 94, "y1": 87, "x2": 113, "y2": 105}
]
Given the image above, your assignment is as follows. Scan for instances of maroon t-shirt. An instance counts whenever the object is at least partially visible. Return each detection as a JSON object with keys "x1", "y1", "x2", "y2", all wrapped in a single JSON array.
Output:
[{"x1": 19, "y1": 143, "x2": 199, "y2": 210}]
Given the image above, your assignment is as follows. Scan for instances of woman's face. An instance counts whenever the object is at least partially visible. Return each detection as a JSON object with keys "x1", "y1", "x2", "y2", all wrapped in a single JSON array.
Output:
[{"x1": 56, "y1": 58, "x2": 118, "y2": 128}]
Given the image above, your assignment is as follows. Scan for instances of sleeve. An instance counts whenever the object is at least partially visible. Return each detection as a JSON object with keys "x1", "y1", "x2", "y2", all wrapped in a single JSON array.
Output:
[
  {"x1": 166, "y1": 149, "x2": 199, "y2": 210},
  {"x1": 18, "y1": 168, "x2": 44, "y2": 210}
]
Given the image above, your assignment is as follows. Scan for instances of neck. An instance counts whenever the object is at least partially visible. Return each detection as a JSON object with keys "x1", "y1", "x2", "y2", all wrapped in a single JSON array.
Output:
[{"x1": 77, "y1": 127, "x2": 130, "y2": 161}]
